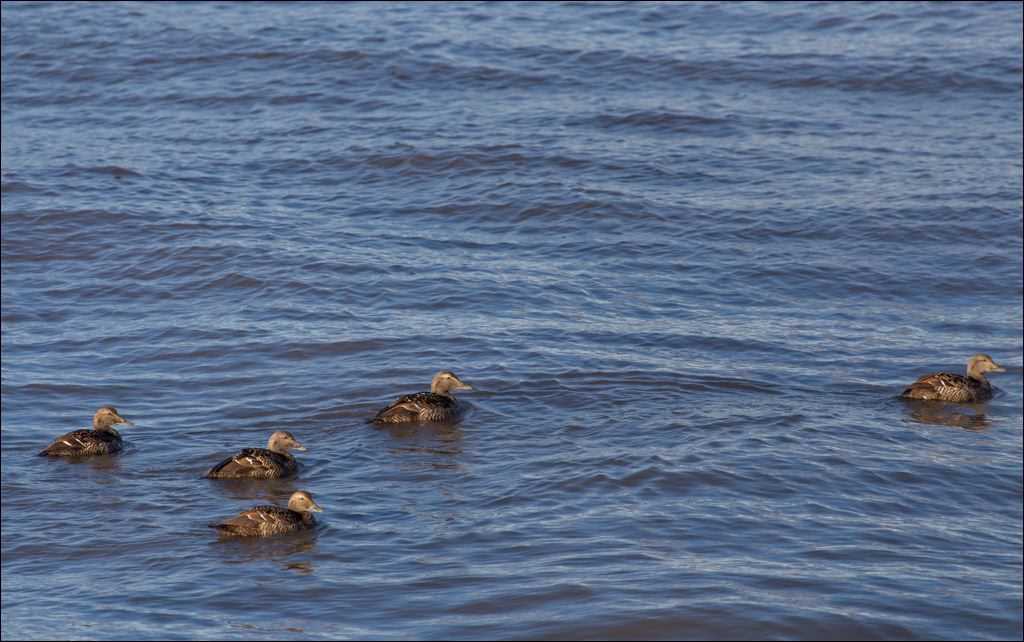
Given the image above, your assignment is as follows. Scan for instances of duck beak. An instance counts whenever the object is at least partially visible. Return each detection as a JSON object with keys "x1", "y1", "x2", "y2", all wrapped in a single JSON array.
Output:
[
  {"x1": 457, "y1": 381, "x2": 474, "y2": 391},
  {"x1": 990, "y1": 362, "x2": 1006, "y2": 373},
  {"x1": 116, "y1": 415, "x2": 135, "y2": 427},
  {"x1": 310, "y1": 502, "x2": 323, "y2": 513},
  {"x1": 292, "y1": 441, "x2": 307, "y2": 452}
]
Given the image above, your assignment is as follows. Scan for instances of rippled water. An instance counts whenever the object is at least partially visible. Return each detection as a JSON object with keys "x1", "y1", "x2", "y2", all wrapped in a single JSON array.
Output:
[{"x1": 2, "y1": 1, "x2": 1022, "y2": 639}]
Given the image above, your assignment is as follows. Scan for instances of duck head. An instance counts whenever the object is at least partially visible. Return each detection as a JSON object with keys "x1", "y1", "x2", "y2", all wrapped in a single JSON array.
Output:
[
  {"x1": 967, "y1": 354, "x2": 1005, "y2": 379},
  {"x1": 430, "y1": 371, "x2": 474, "y2": 396},
  {"x1": 267, "y1": 431, "x2": 306, "y2": 454},
  {"x1": 93, "y1": 406, "x2": 134, "y2": 431},
  {"x1": 288, "y1": 490, "x2": 323, "y2": 514}
]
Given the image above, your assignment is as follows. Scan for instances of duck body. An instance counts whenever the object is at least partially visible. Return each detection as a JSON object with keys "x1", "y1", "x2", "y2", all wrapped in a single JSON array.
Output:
[
  {"x1": 372, "y1": 371, "x2": 473, "y2": 425},
  {"x1": 39, "y1": 427, "x2": 124, "y2": 457},
  {"x1": 900, "y1": 354, "x2": 1005, "y2": 403},
  {"x1": 39, "y1": 406, "x2": 134, "y2": 457},
  {"x1": 211, "y1": 490, "x2": 323, "y2": 538},
  {"x1": 373, "y1": 392, "x2": 462, "y2": 424},
  {"x1": 204, "y1": 431, "x2": 305, "y2": 479},
  {"x1": 211, "y1": 505, "x2": 316, "y2": 537},
  {"x1": 901, "y1": 372, "x2": 992, "y2": 403},
  {"x1": 204, "y1": 448, "x2": 297, "y2": 479}
]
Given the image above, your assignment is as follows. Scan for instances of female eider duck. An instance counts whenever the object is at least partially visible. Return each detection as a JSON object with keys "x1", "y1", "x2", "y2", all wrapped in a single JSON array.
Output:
[
  {"x1": 204, "y1": 431, "x2": 306, "y2": 479},
  {"x1": 210, "y1": 490, "x2": 323, "y2": 537},
  {"x1": 372, "y1": 370, "x2": 474, "y2": 424},
  {"x1": 39, "y1": 406, "x2": 134, "y2": 457},
  {"x1": 900, "y1": 354, "x2": 1006, "y2": 403}
]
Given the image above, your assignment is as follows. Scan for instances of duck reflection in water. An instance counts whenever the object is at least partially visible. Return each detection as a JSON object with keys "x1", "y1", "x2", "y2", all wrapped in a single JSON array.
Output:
[
  {"x1": 213, "y1": 530, "x2": 318, "y2": 575},
  {"x1": 382, "y1": 423, "x2": 464, "y2": 471},
  {"x1": 903, "y1": 399, "x2": 992, "y2": 431},
  {"x1": 62, "y1": 453, "x2": 124, "y2": 474}
]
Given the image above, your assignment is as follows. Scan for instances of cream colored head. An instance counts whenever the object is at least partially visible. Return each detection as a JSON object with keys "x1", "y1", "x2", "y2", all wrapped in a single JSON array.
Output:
[
  {"x1": 287, "y1": 490, "x2": 323, "y2": 513},
  {"x1": 267, "y1": 431, "x2": 305, "y2": 454},
  {"x1": 966, "y1": 354, "x2": 1005, "y2": 378},
  {"x1": 430, "y1": 371, "x2": 473, "y2": 396},
  {"x1": 93, "y1": 406, "x2": 133, "y2": 430}
]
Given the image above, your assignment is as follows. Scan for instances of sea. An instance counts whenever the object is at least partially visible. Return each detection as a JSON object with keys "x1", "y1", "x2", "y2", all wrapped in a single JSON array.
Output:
[{"x1": 2, "y1": 1, "x2": 1022, "y2": 639}]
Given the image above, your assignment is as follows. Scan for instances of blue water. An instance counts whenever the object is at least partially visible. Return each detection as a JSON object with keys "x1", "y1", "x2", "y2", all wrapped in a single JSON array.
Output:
[{"x1": 2, "y1": 1, "x2": 1022, "y2": 639}]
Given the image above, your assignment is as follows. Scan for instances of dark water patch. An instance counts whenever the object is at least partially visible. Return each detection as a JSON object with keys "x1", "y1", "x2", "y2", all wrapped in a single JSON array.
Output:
[
  {"x1": 0, "y1": 181, "x2": 43, "y2": 193},
  {"x1": 567, "y1": 110, "x2": 738, "y2": 136},
  {"x1": 536, "y1": 607, "x2": 920, "y2": 641},
  {"x1": 59, "y1": 164, "x2": 143, "y2": 179},
  {"x1": 1, "y1": 208, "x2": 140, "y2": 228},
  {"x1": 505, "y1": 46, "x2": 1024, "y2": 96},
  {"x1": 387, "y1": 59, "x2": 561, "y2": 90}
]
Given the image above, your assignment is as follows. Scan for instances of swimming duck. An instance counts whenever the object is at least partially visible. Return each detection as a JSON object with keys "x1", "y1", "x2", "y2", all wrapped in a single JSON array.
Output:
[
  {"x1": 372, "y1": 371, "x2": 474, "y2": 424},
  {"x1": 204, "y1": 431, "x2": 306, "y2": 479},
  {"x1": 210, "y1": 490, "x2": 323, "y2": 537},
  {"x1": 900, "y1": 354, "x2": 1006, "y2": 403},
  {"x1": 38, "y1": 406, "x2": 134, "y2": 457}
]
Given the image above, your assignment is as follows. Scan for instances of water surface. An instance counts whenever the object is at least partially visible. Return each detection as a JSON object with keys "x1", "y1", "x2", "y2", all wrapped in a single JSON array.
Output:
[{"x1": 2, "y1": 2, "x2": 1022, "y2": 640}]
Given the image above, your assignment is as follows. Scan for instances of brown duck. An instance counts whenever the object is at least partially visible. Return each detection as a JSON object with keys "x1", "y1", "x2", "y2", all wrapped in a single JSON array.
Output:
[
  {"x1": 204, "y1": 431, "x2": 306, "y2": 479},
  {"x1": 372, "y1": 371, "x2": 474, "y2": 424},
  {"x1": 900, "y1": 354, "x2": 1006, "y2": 403},
  {"x1": 210, "y1": 490, "x2": 323, "y2": 537},
  {"x1": 39, "y1": 406, "x2": 134, "y2": 457}
]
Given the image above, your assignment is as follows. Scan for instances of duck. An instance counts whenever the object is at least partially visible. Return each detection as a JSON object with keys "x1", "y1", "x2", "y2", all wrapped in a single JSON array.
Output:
[
  {"x1": 38, "y1": 406, "x2": 134, "y2": 457},
  {"x1": 900, "y1": 354, "x2": 1006, "y2": 403},
  {"x1": 372, "y1": 370, "x2": 474, "y2": 424},
  {"x1": 204, "y1": 431, "x2": 306, "y2": 479},
  {"x1": 210, "y1": 490, "x2": 323, "y2": 537}
]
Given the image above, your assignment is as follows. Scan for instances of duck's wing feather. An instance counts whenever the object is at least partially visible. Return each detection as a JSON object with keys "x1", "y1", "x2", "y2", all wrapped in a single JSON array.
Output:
[
  {"x1": 39, "y1": 429, "x2": 120, "y2": 456},
  {"x1": 204, "y1": 448, "x2": 293, "y2": 479},
  {"x1": 372, "y1": 392, "x2": 456, "y2": 424},
  {"x1": 901, "y1": 372, "x2": 974, "y2": 401}
]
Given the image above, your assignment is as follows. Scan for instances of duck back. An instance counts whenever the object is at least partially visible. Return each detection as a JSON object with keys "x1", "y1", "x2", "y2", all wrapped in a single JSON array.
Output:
[
  {"x1": 901, "y1": 372, "x2": 991, "y2": 403},
  {"x1": 39, "y1": 429, "x2": 123, "y2": 457},
  {"x1": 204, "y1": 448, "x2": 297, "y2": 479},
  {"x1": 210, "y1": 505, "x2": 313, "y2": 537},
  {"x1": 372, "y1": 392, "x2": 461, "y2": 424}
]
